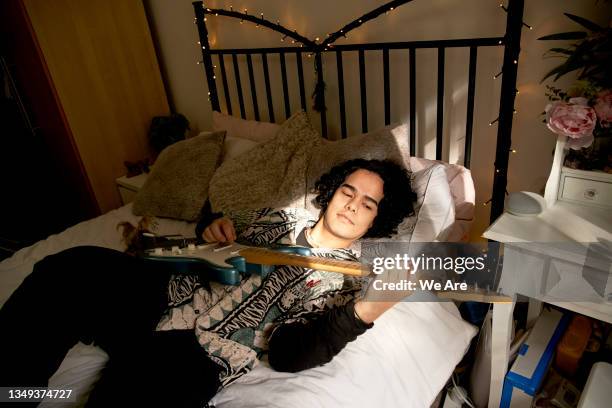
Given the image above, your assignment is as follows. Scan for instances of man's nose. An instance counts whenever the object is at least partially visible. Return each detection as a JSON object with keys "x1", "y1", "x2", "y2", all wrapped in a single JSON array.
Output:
[{"x1": 346, "y1": 198, "x2": 357, "y2": 213}]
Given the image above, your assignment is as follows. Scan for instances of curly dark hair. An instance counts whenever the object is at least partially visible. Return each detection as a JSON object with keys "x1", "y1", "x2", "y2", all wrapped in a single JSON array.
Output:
[{"x1": 313, "y1": 159, "x2": 417, "y2": 238}]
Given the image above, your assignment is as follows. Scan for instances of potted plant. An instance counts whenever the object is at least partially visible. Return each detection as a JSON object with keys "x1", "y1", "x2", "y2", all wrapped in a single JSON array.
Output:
[{"x1": 540, "y1": 13, "x2": 612, "y2": 173}]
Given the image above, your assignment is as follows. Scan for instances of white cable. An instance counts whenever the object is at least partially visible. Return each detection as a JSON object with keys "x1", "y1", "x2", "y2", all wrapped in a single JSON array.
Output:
[{"x1": 451, "y1": 374, "x2": 476, "y2": 408}]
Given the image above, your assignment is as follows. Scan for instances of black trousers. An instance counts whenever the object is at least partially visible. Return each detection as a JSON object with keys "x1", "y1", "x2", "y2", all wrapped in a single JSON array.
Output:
[{"x1": 0, "y1": 246, "x2": 221, "y2": 407}]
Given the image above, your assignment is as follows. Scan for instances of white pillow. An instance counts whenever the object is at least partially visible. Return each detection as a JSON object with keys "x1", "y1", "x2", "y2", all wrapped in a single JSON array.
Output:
[
  {"x1": 222, "y1": 136, "x2": 260, "y2": 163},
  {"x1": 411, "y1": 164, "x2": 455, "y2": 242},
  {"x1": 212, "y1": 301, "x2": 477, "y2": 408},
  {"x1": 213, "y1": 111, "x2": 280, "y2": 143}
]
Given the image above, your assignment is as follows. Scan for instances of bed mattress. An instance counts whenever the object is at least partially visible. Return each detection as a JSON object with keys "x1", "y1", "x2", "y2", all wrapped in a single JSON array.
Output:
[{"x1": 0, "y1": 204, "x2": 476, "y2": 407}]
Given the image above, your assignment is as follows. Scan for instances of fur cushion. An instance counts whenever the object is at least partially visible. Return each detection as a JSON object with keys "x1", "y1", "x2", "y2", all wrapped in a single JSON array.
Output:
[
  {"x1": 208, "y1": 112, "x2": 322, "y2": 213},
  {"x1": 132, "y1": 131, "x2": 226, "y2": 221}
]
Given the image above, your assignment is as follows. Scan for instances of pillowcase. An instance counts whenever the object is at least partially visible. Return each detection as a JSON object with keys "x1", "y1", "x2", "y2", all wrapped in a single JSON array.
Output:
[
  {"x1": 222, "y1": 136, "x2": 260, "y2": 164},
  {"x1": 213, "y1": 111, "x2": 280, "y2": 143},
  {"x1": 211, "y1": 302, "x2": 477, "y2": 408},
  {"x1": 132, "y1": 131, "x2": 226, "y2": 221},
  {"x1": 410, "y1": 164, "x2": 456, "y2": 242},
  {"x1": 208, "y1": 111, "x2": 322, "y2": 213},
  {"x1": 410, "y1": 157, "x2": 475, "y2": 242}
]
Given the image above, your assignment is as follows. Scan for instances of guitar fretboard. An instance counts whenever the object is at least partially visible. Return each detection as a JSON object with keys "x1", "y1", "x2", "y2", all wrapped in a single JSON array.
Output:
[{"x1": 238, "y1": 247, "x2": 369, "y2": 277}]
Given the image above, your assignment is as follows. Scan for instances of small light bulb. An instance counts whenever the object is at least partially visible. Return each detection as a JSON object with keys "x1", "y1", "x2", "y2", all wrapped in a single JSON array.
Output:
[
  {"x1": 358, "y1": 19, "x2": 362, "y2": 23},
  {"x1": 513, "y1": 59, "x2": 518, "y2": 64},
  {"x1": 390, "y1": 7, "x2": 394, "y2": 10},
  {"x1": 315, "y1": 37, "x2": 320, "y2": 42},
  {"x1": 197, "y1": 61, "x2": 201, "y2": 65}
]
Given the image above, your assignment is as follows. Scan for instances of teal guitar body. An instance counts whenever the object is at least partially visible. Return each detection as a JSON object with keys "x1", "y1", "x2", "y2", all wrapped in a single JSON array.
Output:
[{"x1": 139, "y1": 238, "x2": 312, "y2": 285}]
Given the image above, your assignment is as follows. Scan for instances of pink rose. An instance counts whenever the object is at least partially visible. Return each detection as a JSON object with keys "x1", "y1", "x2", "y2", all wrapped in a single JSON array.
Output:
[
  {"x1": 545, "y1": 97, "x2": 596, "y2": 149},
  {"x1": 594, "y1": 89, "x2": 612, "y2": 127}
]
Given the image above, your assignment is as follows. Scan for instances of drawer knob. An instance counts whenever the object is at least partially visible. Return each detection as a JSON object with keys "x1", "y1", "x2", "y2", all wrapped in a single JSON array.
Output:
[{"x1": 583, "y1": 189, "x2": 597, "y2": 200}]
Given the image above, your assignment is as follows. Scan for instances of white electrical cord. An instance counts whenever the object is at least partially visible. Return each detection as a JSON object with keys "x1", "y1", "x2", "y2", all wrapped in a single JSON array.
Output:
[{"x1": 450, "y1": 374, "x2": 476, "y2": 408}]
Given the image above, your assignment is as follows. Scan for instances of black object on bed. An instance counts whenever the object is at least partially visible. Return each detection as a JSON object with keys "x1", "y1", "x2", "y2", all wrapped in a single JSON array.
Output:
[{"x1": 191, "y1": 0, "x2": 525, "y2": 225}]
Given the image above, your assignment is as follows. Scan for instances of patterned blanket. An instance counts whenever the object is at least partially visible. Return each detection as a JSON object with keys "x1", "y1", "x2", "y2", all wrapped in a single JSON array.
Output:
[{"x1": 156, "y1": 208, "x2": 365, "y2": 387}]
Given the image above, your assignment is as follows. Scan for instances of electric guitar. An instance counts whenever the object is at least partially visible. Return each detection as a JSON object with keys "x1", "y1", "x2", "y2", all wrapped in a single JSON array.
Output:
[
  {"x1": 137, "y1": 234, "x2": 510, "y2": 303},
  {"x1": 138, "y1": 233, "x2": 369, "y2": 285}
]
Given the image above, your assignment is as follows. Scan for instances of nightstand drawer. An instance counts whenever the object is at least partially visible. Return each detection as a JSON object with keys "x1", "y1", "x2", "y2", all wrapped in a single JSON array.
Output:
[{"x1": 559, "y1": 176, "x2": 612, "y2": 208}]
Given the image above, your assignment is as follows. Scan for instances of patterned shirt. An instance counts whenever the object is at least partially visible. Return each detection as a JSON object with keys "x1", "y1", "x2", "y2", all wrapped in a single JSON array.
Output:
[{"x1": 156, "y1": 208, "x2": 367, "y2": 387}]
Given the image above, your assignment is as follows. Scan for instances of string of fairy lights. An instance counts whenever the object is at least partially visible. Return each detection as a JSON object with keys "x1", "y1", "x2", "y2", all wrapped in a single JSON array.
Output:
[
  {"x1": 194, "y1": 1, "x2": 532, "y2": 209},
  {"x1": 481, "y1": 1, "x2": 532, "y2": 207}
]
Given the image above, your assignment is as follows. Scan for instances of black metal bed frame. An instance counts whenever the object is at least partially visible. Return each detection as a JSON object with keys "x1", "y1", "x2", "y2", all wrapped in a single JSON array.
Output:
[{"x1": 192, "y1": 0, "x2": 524, "y2": 224}]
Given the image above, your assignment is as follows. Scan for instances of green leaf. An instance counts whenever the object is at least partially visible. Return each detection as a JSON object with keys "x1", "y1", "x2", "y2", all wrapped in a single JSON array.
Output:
[
  {"x1": 564, "y1": 13, "x2": 603, "y2": 32},
  {"x1": 547, "y1": 48, "x2": 574, "y2": 55},
  {"x1": 538, "y1": 31, "x2": 588, "y2": 41},
  {"x1": 541, "y1": 64, "x2": 573, "y2": 83}
]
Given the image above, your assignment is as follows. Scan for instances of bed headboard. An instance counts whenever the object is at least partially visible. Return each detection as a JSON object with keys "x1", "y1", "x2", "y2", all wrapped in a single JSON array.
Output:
[{"x1": 191, "y1": 0, "x2": 525, "y2": 224}]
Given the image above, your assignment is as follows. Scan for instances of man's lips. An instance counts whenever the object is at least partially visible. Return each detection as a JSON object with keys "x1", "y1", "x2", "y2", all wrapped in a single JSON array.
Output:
[{"x1": 338, "y1": 213, "x2": 354, "y2": 225}]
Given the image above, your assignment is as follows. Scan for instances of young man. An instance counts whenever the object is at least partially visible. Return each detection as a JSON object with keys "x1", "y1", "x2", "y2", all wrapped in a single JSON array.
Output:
[{"x1": 0, "y1": 159, "x2": 415, "y2": 407}]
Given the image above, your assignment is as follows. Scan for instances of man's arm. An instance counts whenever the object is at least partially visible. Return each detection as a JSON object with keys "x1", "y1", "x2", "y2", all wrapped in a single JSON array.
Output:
[{"x1": 267, "y1": 301, "x2": 373, "y2": 372}]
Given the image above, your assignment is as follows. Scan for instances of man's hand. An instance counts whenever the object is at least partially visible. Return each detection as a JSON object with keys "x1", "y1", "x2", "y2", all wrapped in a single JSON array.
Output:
[
  {"x1": 354, "y1": 266, "x2": 420, "y2": 324},
  {"x1": 201, "y1": 217, "x2": 236, "y2": 243}
]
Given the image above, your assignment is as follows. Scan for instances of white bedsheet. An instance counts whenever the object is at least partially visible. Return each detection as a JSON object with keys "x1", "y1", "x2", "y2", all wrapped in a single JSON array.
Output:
[{"x1": 0, "y1": 204, "x2": 476, "y2": 407}]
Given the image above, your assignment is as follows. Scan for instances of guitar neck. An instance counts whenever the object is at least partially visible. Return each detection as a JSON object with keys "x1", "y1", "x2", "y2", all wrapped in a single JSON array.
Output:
[{"x1": 238, "y1": 247, "x2": 369, "y2": 277}]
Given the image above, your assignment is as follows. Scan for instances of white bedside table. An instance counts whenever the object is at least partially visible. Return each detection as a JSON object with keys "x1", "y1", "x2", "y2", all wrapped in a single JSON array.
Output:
[
  {"x1": 116, "y1": 173, "x2": 149, "y2": 205},
  {"x1": 483, "y1": 201, "x2": 612, "y2": 407}
]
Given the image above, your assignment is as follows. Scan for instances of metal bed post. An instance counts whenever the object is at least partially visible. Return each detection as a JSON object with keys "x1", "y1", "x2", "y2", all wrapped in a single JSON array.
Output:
[
  {"x1": 193, "y1": 2, "x2": 220, "y2": 112},
  {"x1": 490, "y1": 0, "x2": 524, "y2": 223}
]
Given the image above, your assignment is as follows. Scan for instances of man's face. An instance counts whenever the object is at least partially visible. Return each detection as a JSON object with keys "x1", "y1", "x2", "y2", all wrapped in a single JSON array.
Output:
[{"x1": 321, "y1": 169, "x2": 384, "y2": 242}]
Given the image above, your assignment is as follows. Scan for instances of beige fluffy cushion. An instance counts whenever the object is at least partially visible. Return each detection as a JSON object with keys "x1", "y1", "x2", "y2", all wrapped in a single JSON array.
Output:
[
  {"x1": 208, "y1": 111, "x2": 322, "y2": 213},
  {"x1": 306, "y1": 123, "x2": 410, "y2": 191},
  {"x1": 132, "y1": 131, "x2": 226, "y2": 221}
]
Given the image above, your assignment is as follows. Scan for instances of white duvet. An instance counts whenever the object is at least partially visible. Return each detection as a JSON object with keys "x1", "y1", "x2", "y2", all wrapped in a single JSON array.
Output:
[{"x1": 0, "y1": 204, "x2": 476, "y2": 408}]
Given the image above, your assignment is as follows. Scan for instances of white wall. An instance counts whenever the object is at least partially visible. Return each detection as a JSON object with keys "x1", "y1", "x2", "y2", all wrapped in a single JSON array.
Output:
[{"x1": 145, "y1": 0, "x2": 611, "y2": 240}]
